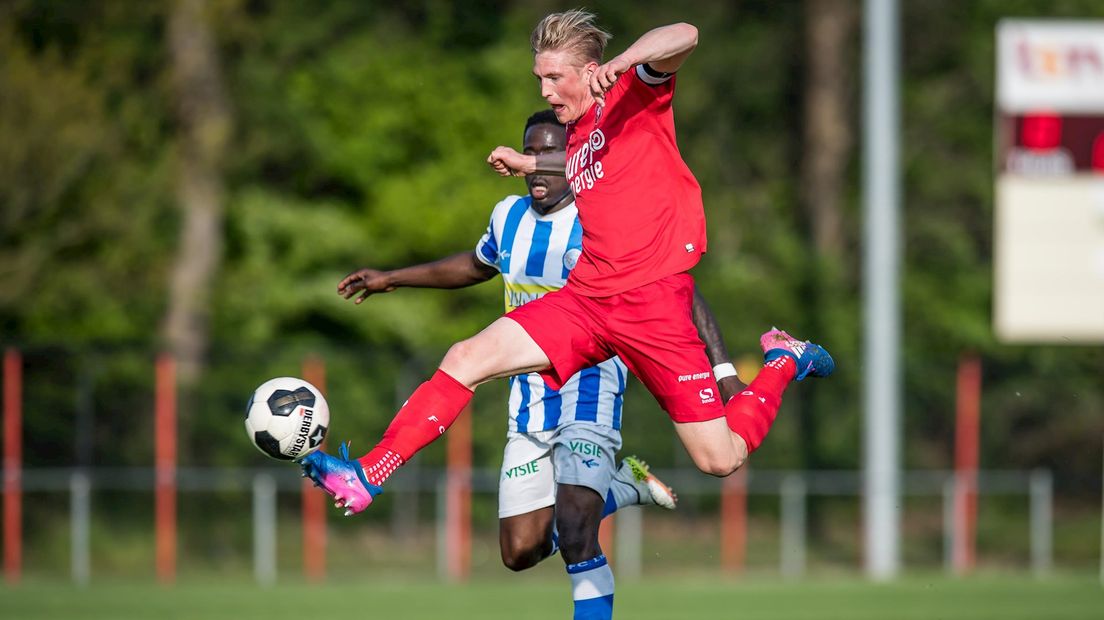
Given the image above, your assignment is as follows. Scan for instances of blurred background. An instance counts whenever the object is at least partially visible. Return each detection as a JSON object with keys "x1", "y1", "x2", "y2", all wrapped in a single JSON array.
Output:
[{"x1": 1, "y1": 0, "x2": 1103, "y2": 618}]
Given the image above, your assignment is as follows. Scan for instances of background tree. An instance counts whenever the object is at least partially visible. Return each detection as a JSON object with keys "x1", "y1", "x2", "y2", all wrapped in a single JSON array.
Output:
[
  {"x1": 163, "y1": 0, "x2": 232, "y2": 389},
  {"x1": 0, "y1": 1, "x2": 1100, "y2": 497}
]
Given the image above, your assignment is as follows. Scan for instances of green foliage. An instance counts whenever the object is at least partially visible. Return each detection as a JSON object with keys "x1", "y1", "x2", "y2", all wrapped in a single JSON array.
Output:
[{"x1": 1, "y1": 0, "x2": 1102, "y2": 487}]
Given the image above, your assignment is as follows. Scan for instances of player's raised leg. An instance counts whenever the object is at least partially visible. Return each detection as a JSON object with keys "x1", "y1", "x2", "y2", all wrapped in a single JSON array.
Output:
[
  {"x1": 613, "y1": 276, "x2": 834, "y2": 477},
  {"x1": 498, "y1": 453, "x2": 676, "y2": 572},
  {"x1": 674, "y1": 327, "x2": 835, "y2": 476},
  {"x1": 722, "y1": 327, "x2": 834, "y2": 454},
  {"x1": 300, "y1": 316, "x2": 551, "y2": 514},
  {"x1": 606, "y1": 456, "x2": 677, "y2": 513},
  {"x1": 439, "y1": 316, "x2": 553, "y2": 387},
  {"x1": 497, "y1": 433, "x2": 559, "y2": 571},
  {"x1": 500, "y1": 508, "x2": 556, "y2": 571}
]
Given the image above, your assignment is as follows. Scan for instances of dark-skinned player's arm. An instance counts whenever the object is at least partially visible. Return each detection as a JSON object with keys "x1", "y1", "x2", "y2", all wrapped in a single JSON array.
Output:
[
  {"x1": 691, "y1": 286, "x2": 745, "y2": 403},
  {"x1": 338, "y1": 252, "x2": 499, "y2": 305}
]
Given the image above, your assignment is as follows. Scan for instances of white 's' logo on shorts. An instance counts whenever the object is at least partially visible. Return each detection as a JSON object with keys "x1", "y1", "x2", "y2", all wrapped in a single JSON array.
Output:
[{"x1": 699, "y1": 388, "x2": 716, "y2": 404}]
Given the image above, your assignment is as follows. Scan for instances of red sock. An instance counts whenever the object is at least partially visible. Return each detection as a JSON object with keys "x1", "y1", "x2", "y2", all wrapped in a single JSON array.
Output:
[
  {"x1": 358, "y1": 369, "x2": 473, "y2": 486},
  {"x1": 724, "y1": 356, "x2": 796, "y2": 453}
]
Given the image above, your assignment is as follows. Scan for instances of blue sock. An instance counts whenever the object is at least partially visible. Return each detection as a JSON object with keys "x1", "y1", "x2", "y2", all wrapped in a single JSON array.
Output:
[
  {"x1": 566, "y1": 554, "x2": 614, "y2": 620},
  {"x1": 601, "y1": 489, "x2": 618, "y2": 518},
  {"x1": 546, "y1": 528, "x2": 559, "y2": 558}
]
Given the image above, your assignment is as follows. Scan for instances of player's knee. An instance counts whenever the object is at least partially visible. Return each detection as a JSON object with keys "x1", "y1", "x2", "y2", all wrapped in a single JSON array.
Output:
[
  {"x1": 440, "y1": 339, "x2": 490, "y2": 386},
  {"x1": 692, "y1": 451, "x2": 746, "y2": 477},
  {"x1": 500, "y1": 547, "x2": 538, "y2": 572},
  {"x1": 442, "y1": 338, "x2": 479, "y2": 369},
  {"x1": 499, "y1": 537, "x2": 545, "y2": 572},
  {"x1": 556, "y1": 529, "x2": 596, "y2": 561},
  {"x1": 555, "y1": 517, "x2": 599, "y2": 562}
]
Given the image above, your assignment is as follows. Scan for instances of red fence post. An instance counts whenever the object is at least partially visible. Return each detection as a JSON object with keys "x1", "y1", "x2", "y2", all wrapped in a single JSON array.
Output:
[
  {"x1": 953, "y1": 353, "x2": 981, "y2": 574},
  {"x1": 446, "y1": 403, "x2": 472, "y2": 582},
  {"x1": 155, "y1": 353, "x2": 177, "y2": 584},
  {"x1": 721, "y1": 467, "x2": 748, "y2": 573},
  {"x1": 301, "y1": 355, "x2": 327, "y2": 582},
  {"x1": 599, "y1": 511, "x2": 616, "y2": 566},
  {"x1": 3, "y1": 349, "x2": 22, "y2": 584}
]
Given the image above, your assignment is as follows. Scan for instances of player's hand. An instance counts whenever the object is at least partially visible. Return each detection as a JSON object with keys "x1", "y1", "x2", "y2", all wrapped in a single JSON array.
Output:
[
  {"x1": 337, "y1": 268, "x2": 395, "y2": 304},
  {"x1": 590, "y1": 55, "x2": 631, "y2": 106},
  {"x1": 487, "y1": 146, "x2": 534, "y2": 177}
]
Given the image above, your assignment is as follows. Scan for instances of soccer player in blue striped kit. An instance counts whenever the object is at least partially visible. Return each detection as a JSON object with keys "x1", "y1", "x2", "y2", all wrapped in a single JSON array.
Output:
[{"x1": 335, "y1": 110, "x2": 742, "y2": 618}]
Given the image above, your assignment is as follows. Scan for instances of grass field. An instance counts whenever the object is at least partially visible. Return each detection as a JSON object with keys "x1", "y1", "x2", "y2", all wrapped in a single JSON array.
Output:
[{"x1": 2, "y1": 575, "x2": 1102, "y2": 620}]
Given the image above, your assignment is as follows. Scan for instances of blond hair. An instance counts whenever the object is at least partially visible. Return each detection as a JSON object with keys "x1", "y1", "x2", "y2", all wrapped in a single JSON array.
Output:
[{"x1": 531, "y1": 9, "x2": 611, "y2": 64}]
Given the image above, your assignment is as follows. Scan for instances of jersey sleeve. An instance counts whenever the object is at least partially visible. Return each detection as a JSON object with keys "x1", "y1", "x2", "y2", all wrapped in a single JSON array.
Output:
[
  {"x1": 473, "y1": 198, "x2": 511, "y2": 271},
  {"x1": 605, "y1": 64, "x2": 676, "y2": 114}
]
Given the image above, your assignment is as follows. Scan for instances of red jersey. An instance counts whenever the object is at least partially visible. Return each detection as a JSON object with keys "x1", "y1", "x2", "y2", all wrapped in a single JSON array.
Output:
[{"x1": 563, "y1": 63, "x2": 706, "y2": 297}]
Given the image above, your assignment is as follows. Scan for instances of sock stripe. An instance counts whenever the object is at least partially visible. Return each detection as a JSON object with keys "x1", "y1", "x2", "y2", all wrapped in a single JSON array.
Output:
[
  {"x1": 568, "y1": 554, "x2": 614, "y2": 620},
  {"x1": 565, "y1": 553, "x2": 608, "y2": 574},
  {"x1": 601, "y1": 489, "x2": 618, "y2": 518},
  {"x1": 573, "y1": 595, "x2": 614, "y2": 620}
]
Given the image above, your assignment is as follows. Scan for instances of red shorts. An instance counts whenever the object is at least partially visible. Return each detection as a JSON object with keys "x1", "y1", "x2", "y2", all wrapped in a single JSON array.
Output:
[{"x1": 506, "y1": 273, "x2": 725, "y2": 423}]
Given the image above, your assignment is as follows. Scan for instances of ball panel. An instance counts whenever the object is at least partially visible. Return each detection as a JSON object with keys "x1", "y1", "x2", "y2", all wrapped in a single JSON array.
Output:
[
  {"x1": 264, "y1": 407, "x2": 300, "y2": 442},
  {"x1": 254, "y1": 430, "x2": 294, "y2": 461},
  {"x1": 309, "y1": 424, "x2": 327, "y2": 450},
  {"x1": 267, "y1": 387, "x2": 316, "y2": 417}
]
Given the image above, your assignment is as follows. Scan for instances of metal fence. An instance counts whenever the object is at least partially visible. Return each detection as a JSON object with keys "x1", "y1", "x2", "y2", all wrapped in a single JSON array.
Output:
[{"x1": 5, "y1": 466, "x2": 1059, "y2": 584}]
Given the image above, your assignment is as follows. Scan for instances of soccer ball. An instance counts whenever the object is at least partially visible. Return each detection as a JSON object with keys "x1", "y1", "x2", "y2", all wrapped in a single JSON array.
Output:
[{"x1": 245, "y1": 377, "x2": 329, "y2": 461}]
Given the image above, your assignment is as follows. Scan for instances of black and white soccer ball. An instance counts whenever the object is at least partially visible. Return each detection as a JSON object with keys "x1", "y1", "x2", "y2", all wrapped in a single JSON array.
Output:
[{"x1": 245, "y1": 377, "x2": 329, "y2": 461}]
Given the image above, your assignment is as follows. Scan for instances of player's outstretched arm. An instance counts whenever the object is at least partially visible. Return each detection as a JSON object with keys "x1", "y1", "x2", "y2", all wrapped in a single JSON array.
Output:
[
  {"x1": 691, "y1": 286, "x2": 745, "y2": 402},
  {"x1": 338, "y1": 252, "x2": 498, "y2": 304},
  {"x1": 487, "y1": 146, "x2": 566, "y2": 178},
  {"x1": 591, "y1": 22, "x2": 698, "y2": 103}
]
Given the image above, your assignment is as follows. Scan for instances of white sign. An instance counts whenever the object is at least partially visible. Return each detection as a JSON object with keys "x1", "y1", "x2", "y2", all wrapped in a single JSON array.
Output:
[
  {"x1": 994, "y1": 176, "x2": 1104, "y2": 343},
  {"x1": 998, "y1": 20, "x2": 1104, "y2": 113}
]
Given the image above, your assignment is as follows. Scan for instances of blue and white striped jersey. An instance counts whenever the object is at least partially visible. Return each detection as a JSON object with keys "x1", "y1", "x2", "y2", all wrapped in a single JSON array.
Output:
[{"x1": 474, "y1": 195, "x2": 628, "y2": 433}]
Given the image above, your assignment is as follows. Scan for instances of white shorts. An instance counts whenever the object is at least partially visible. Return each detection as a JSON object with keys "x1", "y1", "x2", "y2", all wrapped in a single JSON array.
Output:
[{"x1": 498, "y1": 422, "x2": 622, "y2": 519}]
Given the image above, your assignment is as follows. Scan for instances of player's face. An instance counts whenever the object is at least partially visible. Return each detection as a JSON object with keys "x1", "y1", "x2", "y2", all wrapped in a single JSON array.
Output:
[
  {"x1": 533, "y1": 50, "x2": 597, "y2": 123},
  {"x1": 524, "y1": 123, "x2": 571, "y2": 213}
]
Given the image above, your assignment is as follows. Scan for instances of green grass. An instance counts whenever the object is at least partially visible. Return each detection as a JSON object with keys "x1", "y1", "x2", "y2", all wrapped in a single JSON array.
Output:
[{"x1": 2, "y1": 575, "x2": 1102, "y2": 620}]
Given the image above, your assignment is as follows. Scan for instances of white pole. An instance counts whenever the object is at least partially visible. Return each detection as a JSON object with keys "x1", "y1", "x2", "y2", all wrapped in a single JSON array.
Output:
[
  {"x1": 252, "y1": 473, "x2": 277, "y2": 586},
  {"x1": 70, "y1": 470, "x2": 90, "y2": 586},
  {"x1": 862, "y1": 0, "x2": 902, "y2": 581},
  {"x1": 780, "y1": 474, "x2": 807, "y2": 579},
  {"x1": 436, "y1": 473, "x2": 448, "y2": 581},
  {"x1": 1029, "y1": 469, "x2": 1052, "y2": 578},
  {"x1": 951, "y1": 471, "x2": 968, "y2": 575},
  {"x1": 942, "y1": 474, "x2": 954, "y2": 574},
  {"x1": 615, "y1": 506, "x2": 643, "y2": 580}
]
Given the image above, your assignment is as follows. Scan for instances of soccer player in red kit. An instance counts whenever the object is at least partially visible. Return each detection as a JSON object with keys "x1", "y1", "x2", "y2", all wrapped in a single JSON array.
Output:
[{"x1": 301, "y1": 7, "x2": 831, "y2": 545}]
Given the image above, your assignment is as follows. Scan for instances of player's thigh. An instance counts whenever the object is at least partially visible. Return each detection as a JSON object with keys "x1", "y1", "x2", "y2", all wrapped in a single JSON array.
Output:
[
  {"x1": 441, "y1": 316, "x2": 551, "y2": 387},
  {"x1": 549, "y1": 423, "x2": 621, "y2": 502},
  {"x1": 499, "y1": 506, "x2": 554, "y2": 567},
  {"x1": 505, "y1": 287, "x2": 613, "y2": 391},
  {"x1": 498, "y1": 432, "x2": 557, "y2": 555},
  {"x1": 609, "y1": 274, "x2": 724, "y2": 423},
  {"x1": 548, "y1": 423, "x2": 619, "y2": 560},
  {"x1": 553, "y1": 483, "x2": 606, "y2": 563},
  {"x1": 672, "y1": 417, "x2": 747, "y2": 476}
]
